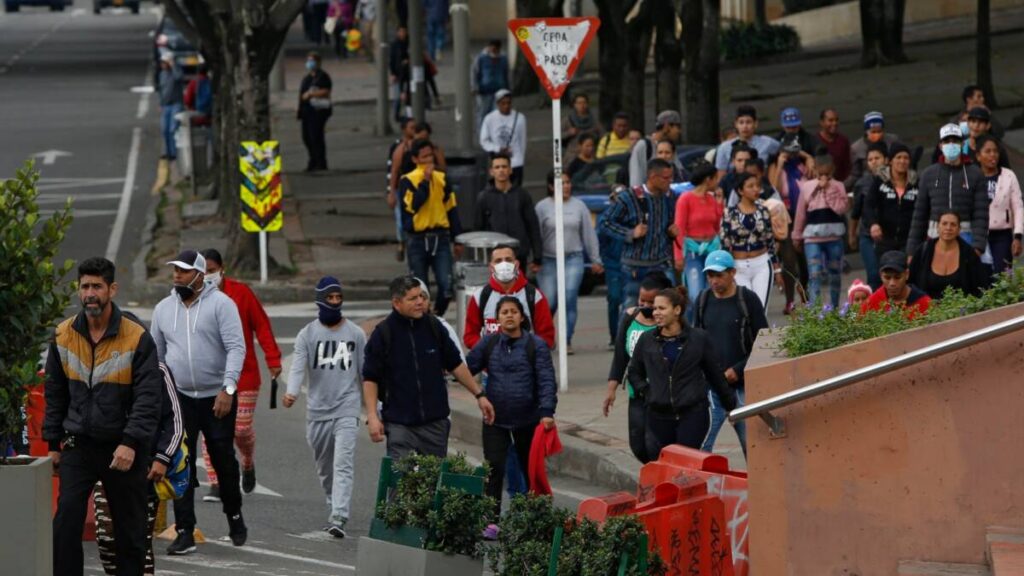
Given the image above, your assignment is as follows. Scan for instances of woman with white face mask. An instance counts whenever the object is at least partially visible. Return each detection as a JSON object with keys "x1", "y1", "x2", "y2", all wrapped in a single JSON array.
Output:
[{"x1": 534, "y1": 171, "x2": 603, "y2": 354}]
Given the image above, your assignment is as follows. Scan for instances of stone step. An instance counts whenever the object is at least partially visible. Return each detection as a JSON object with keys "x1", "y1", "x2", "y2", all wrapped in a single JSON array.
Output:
[
  {"x1": 898, "y1": 561, "x2": 992, "y2": 576},
  {"x1": 987, "y1": 527, "x2": 1024, "y2": 576}
]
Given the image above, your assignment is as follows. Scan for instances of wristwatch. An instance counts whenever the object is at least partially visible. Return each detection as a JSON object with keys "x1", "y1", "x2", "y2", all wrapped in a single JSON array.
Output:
[
  {"x1": 474, "y1": 390, "x2": 487, "y2": 400},
  {"x1": 223, "y1": 382, "x2": 237, "y2": 396}
]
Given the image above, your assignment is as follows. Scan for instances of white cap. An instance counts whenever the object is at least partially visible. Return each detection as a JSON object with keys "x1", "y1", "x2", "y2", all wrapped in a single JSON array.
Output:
[
  {"x1": 939, "y1": 123, "x2": 963, "y2": 140},
  {"x1": 494, "y1": 88, "x2": 512, "y2": 102}
]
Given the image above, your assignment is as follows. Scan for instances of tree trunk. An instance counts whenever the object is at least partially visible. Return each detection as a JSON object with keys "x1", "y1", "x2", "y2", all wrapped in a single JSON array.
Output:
[
  {"x1": 653, "y1": 0, "x2": 682, "y2": 115},
  {"x1": 622, "y1": 1, "x2": 654, "y2": 131},
  {"x1": 880, "y1": 0, "x2": 907, "y2": 63},
  {"x1": 859, "y1": 0, "x2": 883, "y2": 67},
  {"x1": 592, "y1": 0, "x2": 638, "y2": 128},
  {"x1": 681, "y1": 0, "x2": 720, "y2": 144},
  {"x1": 754, "y1": 0, "x2": 767, "y2": 27},
  {"x1": 977, "y1": 0, "x2": 998, "y2": 108}
]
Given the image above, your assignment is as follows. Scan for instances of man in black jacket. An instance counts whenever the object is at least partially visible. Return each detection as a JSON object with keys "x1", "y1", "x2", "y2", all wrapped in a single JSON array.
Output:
[
  {"x1": 45, "y1": 257, "x2": 162, "y2": 575},
  {"x1": 474, "y1": 152, "x2": 543, "y2": 269},
  {"x1": 362, "y1": 275, "x2": 495, "y2": 459}
]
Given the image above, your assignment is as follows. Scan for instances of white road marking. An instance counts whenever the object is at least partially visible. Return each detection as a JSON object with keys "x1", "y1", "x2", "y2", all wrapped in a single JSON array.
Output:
[
  {"x1": 203, "y1": 540, "x2": 357, "y2": 571},
  {"x1": 287, "y1": 530, "x2": 340, "y2": 543},
  {"x1": 38, "y1": 177, "x2": 125, "y2": 191},
  {"x1": 38, "y1": 192, "x2": 124, "y2": 203},
  {"x1": 41, "y1": 208, "x2": 118, "y2": 218},
  {"x1": 105, "y1": 126, "x2": 142, "y2": 262},
  {"x1": 33, "y1": 149, "x2": 72, "y2": 165},
  {"x1": 136, "y1": 66, "x2": 153, "y2": 119},
  {"x1": 193, "y1": 457, "x2": 284, "y2": 497},
  {"x1": 1, "y1": 10, "x2": 75, "y2": 74}
]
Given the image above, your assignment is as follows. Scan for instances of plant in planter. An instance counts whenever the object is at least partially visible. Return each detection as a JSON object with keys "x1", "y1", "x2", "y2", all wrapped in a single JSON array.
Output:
[{"x1": 0, "y1": 162, "x2": 75, "y2": 459}]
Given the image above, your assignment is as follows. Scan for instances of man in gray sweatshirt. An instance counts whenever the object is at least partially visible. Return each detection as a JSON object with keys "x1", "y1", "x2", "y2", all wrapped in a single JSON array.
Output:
[
  {"x1": 149, "y1": 250, "x2": 247, "y2": 555},
  {"x1": 283, "y1": 277, "x2": 366, "y2": 538}
]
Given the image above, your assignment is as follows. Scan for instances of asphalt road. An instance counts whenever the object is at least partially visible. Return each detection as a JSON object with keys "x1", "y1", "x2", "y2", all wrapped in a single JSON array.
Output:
[
  {"x1": 0, "y1": 0, "x2": 162, "y2": 294},
  {"x1": 63, "y1": 301, "x2": 609, "y2": 575}
]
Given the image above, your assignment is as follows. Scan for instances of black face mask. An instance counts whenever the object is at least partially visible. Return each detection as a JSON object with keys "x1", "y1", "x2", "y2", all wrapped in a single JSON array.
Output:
[
  {"x1": 638, "y1": 306, "x2": 654, "y2": 319},
  {"x1": 174, "y1": 273, "x2": 201, "y2": 300}
]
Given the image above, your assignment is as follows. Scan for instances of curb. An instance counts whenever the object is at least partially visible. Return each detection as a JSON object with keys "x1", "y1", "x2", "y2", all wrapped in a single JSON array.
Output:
[{"x1": 448, "y1": 400, "x2": 640, "y2": 495}]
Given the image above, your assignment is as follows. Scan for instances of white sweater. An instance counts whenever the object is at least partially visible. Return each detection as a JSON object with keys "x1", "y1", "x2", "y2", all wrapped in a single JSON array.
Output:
[{"x1": 480, "y1": 109, "x2": 527, "y2": 168}]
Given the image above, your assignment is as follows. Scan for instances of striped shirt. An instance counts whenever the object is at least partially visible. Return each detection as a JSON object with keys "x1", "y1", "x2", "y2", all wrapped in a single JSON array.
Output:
[{"x1": 600, "y1": 185, "x2": 677, "y2": 266}]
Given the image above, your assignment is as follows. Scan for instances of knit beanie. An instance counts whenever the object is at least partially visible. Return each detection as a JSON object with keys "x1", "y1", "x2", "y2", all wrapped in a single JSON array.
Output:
[
  {"x1": 863, "y1": 111, "x2": 884, "y2": 130},
  {"x1": 847, "y1": 279, "x2": 872, "y2": 303},
  {"x1": 887, "y1": 142, "x2": 911, "y2": 160},
  {"x1": 315, "y1": 276, "x2": 343, "y2": 306}
]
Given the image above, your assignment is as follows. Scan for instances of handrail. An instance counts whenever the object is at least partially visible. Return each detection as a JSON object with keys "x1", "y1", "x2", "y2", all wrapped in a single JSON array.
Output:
[{"x1": 728, "y1": 314, "x2": 1024, "y2": 437}]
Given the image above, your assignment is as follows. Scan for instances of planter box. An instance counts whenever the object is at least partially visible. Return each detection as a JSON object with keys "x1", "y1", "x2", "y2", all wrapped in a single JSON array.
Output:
[
  {"x1": 0, "y1": 456, "x2": 53, "y2": 576},
  {"x1": 355, "y1": 536, "x2": 483, "y2": 576}
]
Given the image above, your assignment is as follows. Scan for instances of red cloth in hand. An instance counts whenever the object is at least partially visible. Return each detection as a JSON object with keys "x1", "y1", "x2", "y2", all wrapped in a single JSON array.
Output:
[{"x1": 528, "y1": 423, "x2": 562, "y2": 495}]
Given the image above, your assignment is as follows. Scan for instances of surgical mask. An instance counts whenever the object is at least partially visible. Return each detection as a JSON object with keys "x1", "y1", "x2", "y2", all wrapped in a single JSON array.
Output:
[
  {"x1": 204, "y1": 271, "x2": 222, "y2": 288},
  {"x1": 638, "y1": 306, "x2": 654, "y2": 319},
  {"x1": 959, "y1": 121, "x2": 970, "y2": 137},
  {"x1": 317, "y1": 302, "x2": 343, "y2": 326},
  {"x1": 941, "y1": 143, "x2": 962, "y2": 161},
  {"x1": 305, "y1": 60, "x2": 317, "y2": 71},
  {"x1": 493, "y1": 261, "x2": 517, "y2": 283}
]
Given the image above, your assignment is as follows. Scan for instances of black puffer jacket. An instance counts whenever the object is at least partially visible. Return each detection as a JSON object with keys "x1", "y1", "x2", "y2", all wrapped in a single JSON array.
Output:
[
  {"x1": 907, "y1": 160, "x2": 988, "y2": 254},
  {"x1": 627, "y1": 326, "x2": 736, "y2": 414},
  {"x1": 862, "y1": 165, "x2": 920, "y2": 253},
  {"x1": 474, "y1": 184, "x2": 544, "y2": 265}
]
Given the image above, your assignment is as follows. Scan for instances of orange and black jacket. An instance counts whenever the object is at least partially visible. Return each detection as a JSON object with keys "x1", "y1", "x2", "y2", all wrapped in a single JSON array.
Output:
[{"x1": 43, "y1": 303, "x2": 162, "y2": 452}]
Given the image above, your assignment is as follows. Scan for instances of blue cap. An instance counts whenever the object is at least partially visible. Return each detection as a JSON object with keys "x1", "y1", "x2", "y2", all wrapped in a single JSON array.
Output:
[
  {"x1": 703, "y1": 250, "x2": 735, "y2": 273},
  {"x1": 780, "y1": 107, "x2": 801, "y2": 128}
]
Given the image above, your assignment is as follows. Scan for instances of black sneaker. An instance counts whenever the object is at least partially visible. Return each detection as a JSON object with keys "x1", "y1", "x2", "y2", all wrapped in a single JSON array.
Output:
[
  {"x1": 228, "y1": 513, "x2": 248, "y2": 546},
  {"x1": 202, "y1": 485, "x2": 221, "y2": 503},
  {"x1": 325, "y1": 524, "x2": 346, "y2": 539},
  {"x1": 242, "y1": 467, "x2": 256, "y2": 494},
  {"x1": 167, "y1": 529, "x2": 196, "y2": 555}
]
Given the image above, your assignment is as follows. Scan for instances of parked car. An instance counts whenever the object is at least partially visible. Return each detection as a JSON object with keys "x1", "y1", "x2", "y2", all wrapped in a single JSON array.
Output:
[
  {"x1": 4, "y1": 0, "x2": 71, "y2": 12},
  {"x1": 93, "y1": 0, "x2": 140, "y2": 14},
  {"x1": 153, "y1": 15, "x2": 202, "y2": 82}
]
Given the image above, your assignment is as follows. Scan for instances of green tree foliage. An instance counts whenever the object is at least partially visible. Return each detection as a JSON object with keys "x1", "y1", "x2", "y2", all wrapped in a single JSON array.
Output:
[
  {"x1": 720, "y1": 22, "x2": 801, "y2": 61},
  {"x1": 0, "y1": 162, "x2": 75, "y2": 459}
]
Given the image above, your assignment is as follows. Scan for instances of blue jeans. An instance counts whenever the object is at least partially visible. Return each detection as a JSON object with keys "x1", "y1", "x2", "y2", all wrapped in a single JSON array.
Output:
[
  {"x1": 504, "y1": 446, "x2": 527, "y2": 496},
  {"x1": 622, "y1": 262, "x2": 674, "y2": 313},
  {"x1": 394, "y1": 203, "x2": 404, "y2": 243},
  {"x1": 426, "y1": 19, "x2": 446, "y2": 60},
  {"x1": 161, "y1": 103, "x2": 182, "y2": 159},
  {"x1": 406, "y1": 232, "x2": 454, "y2": 315},
  {"x1": 538, "y1": 252, "x2": 585, "y2": 344},
  {"x1": 702, "y1": 388, "x2": 746, "y2": 457},
  {"x1": 859, "y1": 233, "x2": 881, "y2": 290},
  {"x1": 682, "y1": 251, "x2": 709, "y2": 323},
  {"x1": 804, "y1": 240, "x2": 844, "y2": 308},
  {"x1": 605, "y1": 263, "x2": 624, "y2": 343}
]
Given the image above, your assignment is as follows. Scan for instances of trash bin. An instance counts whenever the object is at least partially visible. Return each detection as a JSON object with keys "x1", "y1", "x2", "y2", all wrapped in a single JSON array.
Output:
[
  {"x1": 453, "y1": 231, "x2": 519, "y2": 342},
  {"x1": 445, "y1": 152, "x2": 490, "y2": 231}
]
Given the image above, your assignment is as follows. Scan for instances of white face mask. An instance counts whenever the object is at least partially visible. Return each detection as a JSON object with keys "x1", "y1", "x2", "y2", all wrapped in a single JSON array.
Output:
[
  {"x1": 204, "y1": 271, "x2": 223, "y2": 288},
  {"x1": 493, "y1": 261, "x2": 517, "y2": 283}
]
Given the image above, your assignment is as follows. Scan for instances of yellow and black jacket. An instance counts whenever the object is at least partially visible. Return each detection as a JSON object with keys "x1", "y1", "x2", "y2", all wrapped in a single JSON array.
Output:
[
  {"x1": 44, "y1": 303, "x2": 162, "y2": 452},
  {"x1": 399, "y1": 166, "x2": 463, "y2": 235}
]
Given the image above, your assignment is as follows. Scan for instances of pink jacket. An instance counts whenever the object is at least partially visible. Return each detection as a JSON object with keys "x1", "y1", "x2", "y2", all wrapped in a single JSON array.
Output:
[
  {"x1": 987, "y1": 168, "x2": 1024, "y2": 234},
  {"x1": 792, "y1": 178, "x2": 849, "y2": 243}
]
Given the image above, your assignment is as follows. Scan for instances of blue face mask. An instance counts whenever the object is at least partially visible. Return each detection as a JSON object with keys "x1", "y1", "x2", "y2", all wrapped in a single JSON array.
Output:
[
  {"x1": 305, "y1": 60, "x2": 317, "y2": 72},
  {"x1": 941, "y1": 143, "x2": 962, "y2": 161}
]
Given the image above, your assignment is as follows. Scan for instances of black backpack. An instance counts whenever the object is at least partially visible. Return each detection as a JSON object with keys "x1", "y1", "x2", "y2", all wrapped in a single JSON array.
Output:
[
  {"x1": 693, "y1": 287, "x2": 756, "y2": 356},
  {"x1": 477, "y1": 284, "x2": 538, "y2": 328},
  {"x1": 373, "y1": 315, "x2": 445, "y2": 402}
]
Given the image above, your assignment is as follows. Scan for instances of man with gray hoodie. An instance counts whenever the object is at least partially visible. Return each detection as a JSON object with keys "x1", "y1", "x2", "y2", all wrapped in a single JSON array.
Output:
[
  {"x1": 149, "y1": 249, "x2": 247, "y2": 555},
  {"x1": 283, "y1": 277, "x2": 366, "y2": 538}
]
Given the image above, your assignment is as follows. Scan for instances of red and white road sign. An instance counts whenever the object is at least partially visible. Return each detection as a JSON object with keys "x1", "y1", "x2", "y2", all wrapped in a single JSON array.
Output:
[{"x1": 507, "y1": 17, "x2": 600, "y2": 100}]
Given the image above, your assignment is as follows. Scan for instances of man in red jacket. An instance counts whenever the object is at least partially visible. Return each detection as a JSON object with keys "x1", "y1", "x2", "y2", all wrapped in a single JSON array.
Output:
[
  {"x1": 463, "y1": 244, "x2": 555, "y2": 349},
  {"x1": 861, "y1": 250, "x2": 931, "y2": 319},
  {"x1": 200, "y1": 249, "x2": 282, "y2": 499}
]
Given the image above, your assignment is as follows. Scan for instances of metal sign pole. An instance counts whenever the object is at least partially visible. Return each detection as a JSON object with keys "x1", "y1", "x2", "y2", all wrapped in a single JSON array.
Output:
[
  {"x1": 259, "y1": 230, "x2": 268, "y2": 284},
  {"x1": 552, "y1": 98, "x2": 569, "y2": 392}
]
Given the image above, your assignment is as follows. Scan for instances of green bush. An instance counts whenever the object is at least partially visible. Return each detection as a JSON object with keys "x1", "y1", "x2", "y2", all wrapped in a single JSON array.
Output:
[
  {"x1": 779, "y1": 268, "x2": 1024, "y2": 357},
  {"x1": 720, "y1": 22, "x2": 801, "y2": 61},
  {"x1": 0, "y1": 162, "x2": 75, "y2": 459}
]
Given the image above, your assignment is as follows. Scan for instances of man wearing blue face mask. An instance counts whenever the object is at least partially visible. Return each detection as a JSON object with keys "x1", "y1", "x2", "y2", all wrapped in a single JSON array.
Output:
[
  {"x1": 297, "y1": 52, "x2": 333, "y2": 172},
  {"x1": 906, "y1": 124, "x2": 989, "y2": 258}
]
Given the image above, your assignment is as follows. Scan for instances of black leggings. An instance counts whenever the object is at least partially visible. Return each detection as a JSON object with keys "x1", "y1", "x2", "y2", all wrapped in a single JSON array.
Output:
[
  {"x1": 481, "y1": 423, "x2": 536, "y2": 516},
  {"x1": 628, "y1": 395, "x2": 650, "y2": 464},
  {"x1": 645, "y1": 402, "x2": 711, "y2": 459}
]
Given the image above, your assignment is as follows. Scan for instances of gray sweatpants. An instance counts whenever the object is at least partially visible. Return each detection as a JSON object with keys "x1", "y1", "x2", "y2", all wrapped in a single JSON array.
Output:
[
  {"x1": 306, "y1": 416, "x2": 359, "y2": 526},
  {"x1": 384, "y1": 419, "x2": 450, "y2": 461}
]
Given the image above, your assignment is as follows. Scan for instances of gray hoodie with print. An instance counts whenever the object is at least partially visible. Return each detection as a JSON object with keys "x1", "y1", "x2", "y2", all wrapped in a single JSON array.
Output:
[{"x1": 150, "y1": 283, "x2": 246, "y2": 399}]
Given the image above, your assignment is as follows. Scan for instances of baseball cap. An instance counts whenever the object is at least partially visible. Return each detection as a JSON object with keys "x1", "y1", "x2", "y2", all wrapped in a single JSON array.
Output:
[
  {"x1": 967, "y1": 106, "x2": 991, "y2": 121},
  {"x1": 494, "y1": 88, "x2": 512, "y2": 102},
  {"x1": 863, "y1": 111, "x2": 884, "y2": 129},
  {"x1": 939, "y1": 123, "x2": 964, "y2": 141},
  {"x1": 166, "y1": 250, "x2": 207, "y2": 274},
  {"x1": 703, "y1": 250, "x2": 736, "y2": 273},
  {"x1": 656, "y1": 110, "x2": 682, "y2": 127},
  {"x1": 878, "y1": 250, "x2": 908, "y2": 273},
  {"x1": 780, "y1": 107, "x2": 801, "y2": 128}
]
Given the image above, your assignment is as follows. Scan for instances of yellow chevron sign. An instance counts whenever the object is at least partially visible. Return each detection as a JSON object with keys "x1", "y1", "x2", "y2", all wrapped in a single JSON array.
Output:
[{"x1": 239, "y1": 141, "x2": 283, "y2": 232}]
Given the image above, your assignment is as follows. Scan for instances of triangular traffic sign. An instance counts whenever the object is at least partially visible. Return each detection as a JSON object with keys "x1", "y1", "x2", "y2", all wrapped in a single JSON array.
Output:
[{"x1": 507, "y1": 17, "x2": 600, "y2": 100}]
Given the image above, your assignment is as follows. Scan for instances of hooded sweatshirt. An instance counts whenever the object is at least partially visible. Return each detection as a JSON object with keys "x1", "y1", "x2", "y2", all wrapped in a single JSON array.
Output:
[
  {"x1": 907, "y1": 159, "x2": 988, "y2": 255},
  {"x1": 287, "y1": 318, "x2": 366, "y2": 422},
  {"x1": 861, "y1": 165, "x2": 920, "y2": 252},
  {"x1": 151, "y1": 284, "x2": 246, "y2": 399},
  {"x1": 463, "y1": 272, "x2": 555, "y2": 349}
]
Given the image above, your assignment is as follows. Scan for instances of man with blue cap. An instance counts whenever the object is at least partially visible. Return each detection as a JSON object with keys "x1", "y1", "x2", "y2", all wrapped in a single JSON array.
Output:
[
  {"x1": 691, "y1": 250, "x2": 768, "y2": 457},
  {"x1": 776, "y1": 107, "x2": 815, "y2": 156}
]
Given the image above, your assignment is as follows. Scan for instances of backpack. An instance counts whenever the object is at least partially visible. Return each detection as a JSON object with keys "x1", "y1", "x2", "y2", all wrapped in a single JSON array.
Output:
[
  {"x1": 693, "y1": 286, "x2": 756, "y2": 356},
  {"x1": 477, "y1": 284, "x2": 537, "y2": 329},
  {"x1": 195, "y1": 77, "x2": 212, "y2": 117},
  {"x1": 373, "y1": 315, "x2": 445, "y2": 403}
]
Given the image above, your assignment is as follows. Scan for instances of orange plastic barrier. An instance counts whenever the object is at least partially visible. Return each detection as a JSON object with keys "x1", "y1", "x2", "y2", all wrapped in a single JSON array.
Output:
[
  {"x1": 639, "y1": 445, "x2": 749, "y2": 576},
  {"x1": 26, "y1": 382, "x2": 97, "y2": 542}
]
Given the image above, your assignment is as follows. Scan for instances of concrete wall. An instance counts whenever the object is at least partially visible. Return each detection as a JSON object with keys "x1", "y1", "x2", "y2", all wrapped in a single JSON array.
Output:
[
  {"x1": 743, "y1": 303, "x2": 1024, "y2": 574},
  {"x1": 774, "y1": 0, "x2": 1024, "y2": 47}
]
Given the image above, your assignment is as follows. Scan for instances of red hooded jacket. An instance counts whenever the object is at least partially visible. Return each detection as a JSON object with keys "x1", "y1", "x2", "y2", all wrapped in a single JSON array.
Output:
[
  {"x1": 220, "y1": 277, "x2": 282, "y2": 391},
  {"x1": 463, "y1": 272, "x2": 555, "y2": 349}
]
